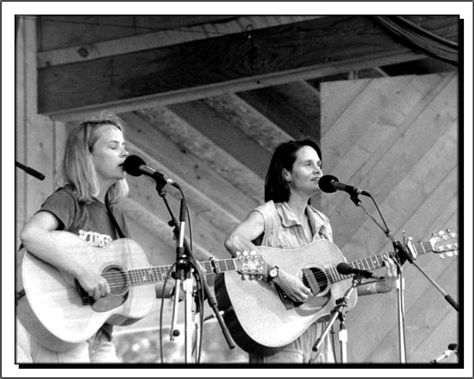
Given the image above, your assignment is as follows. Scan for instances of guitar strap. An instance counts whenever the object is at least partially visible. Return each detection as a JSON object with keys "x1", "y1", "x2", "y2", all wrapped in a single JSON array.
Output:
[{"x1": 105, "y1": 192, "x2": 126, "y2": 239}]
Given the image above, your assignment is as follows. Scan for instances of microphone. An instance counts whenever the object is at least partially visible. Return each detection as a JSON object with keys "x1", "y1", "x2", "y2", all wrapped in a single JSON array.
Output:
[
  {"x1": 336, "y1": 262, "x2": 384, "y2": 280},
  {"x1": 431, "y1": 343, "x2": 458, "y2": 363},
  {"x1": 122, "y1": 155, "x2": 179, "y2": 188},
  {"x1": 319, "y1": 175, "x2": 370, "y2": 196},
  {"x1": 16, "y1": 161, "x2": 45, "y2": 181}
]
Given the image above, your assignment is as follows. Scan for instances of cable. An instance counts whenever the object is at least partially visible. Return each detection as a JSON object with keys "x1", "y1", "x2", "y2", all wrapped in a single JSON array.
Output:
[
  {"x1": 176, "y1": 186, "x2": 193, "y2": 252},
  {"x1": 374, "y1": 16, "x2": 458, "y2": 66},
  {"x1": 158, "y1": 270, "x2": 174, "y2": 363}
]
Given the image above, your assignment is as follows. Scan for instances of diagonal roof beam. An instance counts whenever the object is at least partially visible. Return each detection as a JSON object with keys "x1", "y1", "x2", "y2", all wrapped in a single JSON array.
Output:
[{"x1": 39, "y1": 15, "x2": 458, "y2": 121}]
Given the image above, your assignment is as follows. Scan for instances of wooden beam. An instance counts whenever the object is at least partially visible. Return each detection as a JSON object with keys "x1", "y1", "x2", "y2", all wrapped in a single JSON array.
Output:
[
  {"x1": 120, "y1": 111, "x2": 258, "y2": 221},
  {"x1": 131, "y1": 107, "x2": 264, "y2": 203},
  {"x1": 38, "y1": 15, "x2": 458, "y2": 118},
  {"x1": 200, "y1": 94, "x2": 293, "y2": 154},
  {"x1": 124, "y1": 143, "x2": 244, "y2": 235},
  {"x1": 36, "y1": 16, "x2": 241, "y2": 51},
  {"x1": 117, "y1": 197, "x2": 219, "y2": 262},
  {"x1": 167, "y1": 100, "x2": 272, "y2": 178},
  {"x1": 37, "y1": 16, "x2": 321, "y2": 67},
  {"x1": 237, "y1": 81, "x2": 321, "y2": 142}
]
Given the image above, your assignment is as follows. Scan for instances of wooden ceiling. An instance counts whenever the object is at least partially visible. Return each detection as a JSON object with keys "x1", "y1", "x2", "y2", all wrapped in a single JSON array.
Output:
[{"x1": 34, "y1": 15, "x2": 459, "y2": 263}]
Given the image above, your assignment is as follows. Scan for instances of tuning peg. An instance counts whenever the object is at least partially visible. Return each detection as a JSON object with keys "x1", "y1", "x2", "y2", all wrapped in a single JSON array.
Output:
[{"x1": 446, "y1": 228, "x2": 457, "y2": 237}]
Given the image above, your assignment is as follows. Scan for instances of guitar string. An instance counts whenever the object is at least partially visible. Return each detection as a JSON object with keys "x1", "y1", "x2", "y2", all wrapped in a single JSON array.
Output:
[
  {"x1": 98, "y1": 260, "x2": 236, "y2": 288},
  {"x1": 95, "y1": 239, "x2": 446, "y2": 289},
  {"x1": 97, "y1": 252, "x2": 394, "y2": 288},
  {"x1": 96, "y1": 255, "x2": 270, "y2": 287},
  {"x1": 97, "y1": 255, "x2": 387, "y2": 289}
]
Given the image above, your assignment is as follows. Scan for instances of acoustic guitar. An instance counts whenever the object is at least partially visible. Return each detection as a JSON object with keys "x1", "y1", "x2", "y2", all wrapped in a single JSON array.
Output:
[
  {"x1": 215, "y1": 229, "x2": 458, "y2": 354},
  {"x1": 17, "y1": 238, "x2": 264, "y2": 352}
]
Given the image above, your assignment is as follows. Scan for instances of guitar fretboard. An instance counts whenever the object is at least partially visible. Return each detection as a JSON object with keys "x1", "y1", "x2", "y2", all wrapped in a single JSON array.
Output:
[
  {"x1": 325, "y1": 241, "x2": 433, "y2": 284},
  {"x1": 199, "y1": 259, "x2": 238, "y2": 275},
  {"x1": 124, "y1": 258, "x2": 240, "y2": 287},
  {"x1": 126, "y1": 265, "x2": 173, "y2": 286}
]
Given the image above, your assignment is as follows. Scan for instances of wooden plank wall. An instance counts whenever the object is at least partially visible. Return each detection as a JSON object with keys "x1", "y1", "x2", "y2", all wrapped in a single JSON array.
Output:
[
  {"x1": 15, "y1": 16, "x2": 67, "y2": 247},
  {"x1": 320, "y1": 72, "x2": 459, "y2": 363}
]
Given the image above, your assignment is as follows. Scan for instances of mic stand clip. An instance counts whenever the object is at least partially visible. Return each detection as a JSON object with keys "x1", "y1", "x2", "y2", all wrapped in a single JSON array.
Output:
[{"x1": 313, "y1": 275, "x2": 362, "y2": 363}]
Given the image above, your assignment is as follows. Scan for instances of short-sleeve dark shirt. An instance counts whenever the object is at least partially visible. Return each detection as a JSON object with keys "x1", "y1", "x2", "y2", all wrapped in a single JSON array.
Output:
[
  {"x1": 40, "y1": 185, "x2": 126, "y2": 246},
  {"x1": 38, "y1": 185, "x2": 129, "y2": 340}
]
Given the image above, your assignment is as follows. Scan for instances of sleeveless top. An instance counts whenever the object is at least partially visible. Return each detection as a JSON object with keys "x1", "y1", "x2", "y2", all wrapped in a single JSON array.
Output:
[
  {"x1": 251, "y1": 200, "x2": 333, "y2": 248},
  {"x1": 248, "y1": 200, "x2": 336, "y2": 363}
]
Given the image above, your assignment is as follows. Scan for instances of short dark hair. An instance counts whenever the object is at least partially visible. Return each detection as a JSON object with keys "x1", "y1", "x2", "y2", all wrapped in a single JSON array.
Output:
[{"x1": 264, "y1": 139, "x2": 321, "y2": 203}]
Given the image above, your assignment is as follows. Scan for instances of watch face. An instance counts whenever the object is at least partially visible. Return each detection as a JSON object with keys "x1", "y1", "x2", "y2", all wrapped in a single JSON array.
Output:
[{"x1": 270, "y1": 268, "x2": 278, "y2": 278}]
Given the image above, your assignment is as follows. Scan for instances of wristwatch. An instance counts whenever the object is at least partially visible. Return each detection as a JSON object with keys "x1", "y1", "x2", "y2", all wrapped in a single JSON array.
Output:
[{"x1": 267, "y1": 265, "x2": 279, "y2": 282}]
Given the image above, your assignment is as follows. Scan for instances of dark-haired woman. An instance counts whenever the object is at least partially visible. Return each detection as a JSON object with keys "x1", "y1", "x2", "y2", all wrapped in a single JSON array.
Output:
[{"x1": 224, "y1": 139, "x2": 398, "y2": 363}]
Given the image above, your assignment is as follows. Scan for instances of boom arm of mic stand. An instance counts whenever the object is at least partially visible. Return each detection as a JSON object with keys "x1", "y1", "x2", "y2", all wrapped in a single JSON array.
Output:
[
  {"x1": 350, "y1": 196, "x2": 407, "y2": 363},
  {"x1": 398, "y1": 241, "x2": 459, "y2": 311},
  {"x1": 182, "y1": 238, "x2": 235, "y2": 350},
  {"x1": 154, "y1": 184, "x2": 235, "y2": 350}
]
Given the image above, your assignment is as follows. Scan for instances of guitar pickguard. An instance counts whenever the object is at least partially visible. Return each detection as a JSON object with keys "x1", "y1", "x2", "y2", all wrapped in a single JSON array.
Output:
[{"x1": 73, "y1": 264, "x2": 130, "y2": 312}]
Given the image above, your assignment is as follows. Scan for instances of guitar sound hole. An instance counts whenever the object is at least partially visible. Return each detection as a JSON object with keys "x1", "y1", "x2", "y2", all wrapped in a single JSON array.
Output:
[
  {"x1": 302, "y1": 268, "x2": 328, "y2": 296},
  {"x1": 103, "y1": 265, "x2": 129, "y2": 295}
]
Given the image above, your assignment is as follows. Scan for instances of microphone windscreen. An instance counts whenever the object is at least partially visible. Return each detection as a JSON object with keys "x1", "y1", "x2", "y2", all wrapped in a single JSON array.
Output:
[
  {"x1": 318, "y1": 174, "x2": 339, "y2": 193},
  {"x1": 336, "y1": 262, "x2": 353, "y2": 275},
  {"x1": 122, "y1": 155, "x2": 146, "y2": 176}
]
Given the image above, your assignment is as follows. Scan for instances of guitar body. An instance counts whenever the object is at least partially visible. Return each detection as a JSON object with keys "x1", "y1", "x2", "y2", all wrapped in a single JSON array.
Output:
[
  {"x1": 17, "y1": 239, "x2": 156, "y2": 352},
  {"x1": 215, "y1": 240, "x2": 358, "y2": 355}
]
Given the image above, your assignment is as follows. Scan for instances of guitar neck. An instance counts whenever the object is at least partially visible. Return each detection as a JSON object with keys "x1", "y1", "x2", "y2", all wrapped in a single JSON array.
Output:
[
  {"x1": 326, "y1": 240, "x2": 433, "y2": 284},
  {"x1": 125, "y1": 258, "x2": 240, "y2": 287}
]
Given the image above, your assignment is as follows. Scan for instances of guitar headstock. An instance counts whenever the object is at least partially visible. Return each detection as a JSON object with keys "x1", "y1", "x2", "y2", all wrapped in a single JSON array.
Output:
[
  {"x1": 430, "y1": 229, "x2": 458, "y2": 258},
  {"x1": 235, "y1": 250, "x2": 266, "y2": 280}
]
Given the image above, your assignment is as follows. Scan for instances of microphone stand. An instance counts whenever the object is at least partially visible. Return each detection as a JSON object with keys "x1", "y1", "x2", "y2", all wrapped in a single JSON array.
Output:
[
  {"x1": 313, "y1": 274, "x2": 363, "y2": 362},
  {"x1": 350, "y1": 193, "x2": 410, "y2": 362},
  {"x1": 347, "y1": 192, "x2": 459, "y2": 364},
  {"x1": 169, "y1": 197, "x2": 193, "y2": 362},
  {"x1": 154, "y1": 180, "x2": 234, "y2": 363}
]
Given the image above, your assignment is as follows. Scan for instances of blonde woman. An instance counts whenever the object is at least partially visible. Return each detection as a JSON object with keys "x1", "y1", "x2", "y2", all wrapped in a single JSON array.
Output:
[{"x1": 17, "y1": 112, "x2": 160, "y2": 363}]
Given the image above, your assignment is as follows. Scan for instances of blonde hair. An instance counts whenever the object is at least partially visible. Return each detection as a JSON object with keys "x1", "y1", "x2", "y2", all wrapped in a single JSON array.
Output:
[{"x1": 62, "y1": 111, "x2": 129, "y2": 204}]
